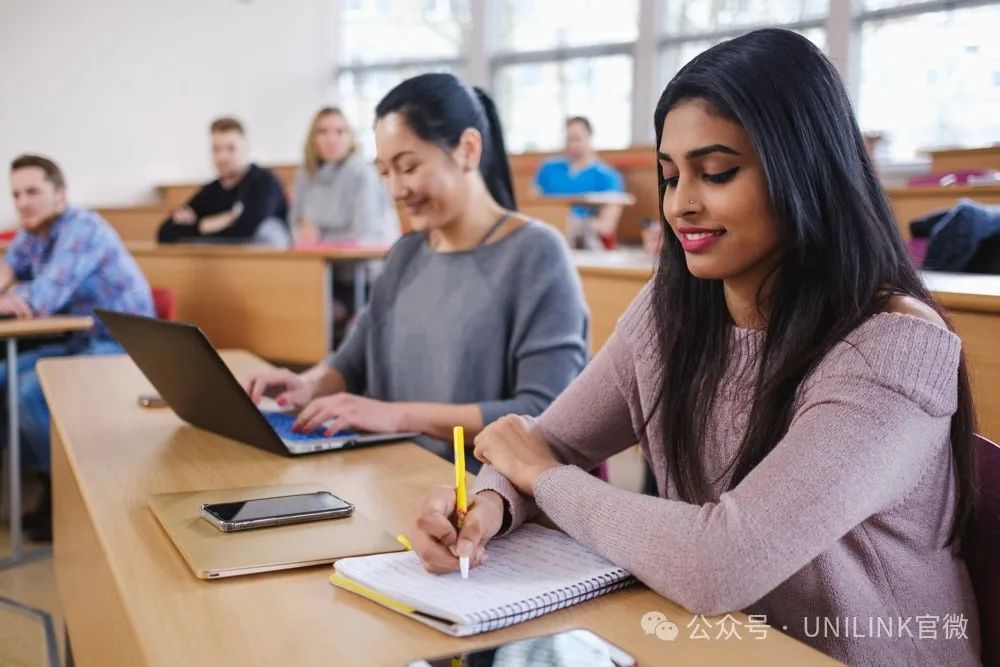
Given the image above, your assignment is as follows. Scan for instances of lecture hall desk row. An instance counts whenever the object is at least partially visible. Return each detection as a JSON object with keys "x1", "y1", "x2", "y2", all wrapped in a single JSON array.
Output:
[
  {"x1": 98, "y1": 176, "x2": 1000, "y2": 253},
  {"x1": 100, "y1": 179, "x2": 1000, "y2": 247},
  {"x1": 124, "y1": 241, "x2": 384, "y2": 366},
  {"x1": 98, "y1": 142, "x2": 1000, "y2": 247}
]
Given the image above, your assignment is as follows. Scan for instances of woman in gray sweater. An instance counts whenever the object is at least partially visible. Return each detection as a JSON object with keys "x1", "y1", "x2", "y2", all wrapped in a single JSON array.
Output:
[
  {"x1": 290, "y1": 107, "x2": 399, "y2": 245},
  {"x1": 246, "y1": 74, "x2": 589, "y2": 464}
]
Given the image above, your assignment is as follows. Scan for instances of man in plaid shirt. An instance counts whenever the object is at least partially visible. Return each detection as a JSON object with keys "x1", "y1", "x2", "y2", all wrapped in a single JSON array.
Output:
[{"x1": 3, "y1": 154, "x2": 154, "y2": 541}]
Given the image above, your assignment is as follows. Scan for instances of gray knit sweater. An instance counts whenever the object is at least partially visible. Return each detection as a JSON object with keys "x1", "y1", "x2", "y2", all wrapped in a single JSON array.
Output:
[
  {"x1": 289, "y1": 152, "x2": 399, "y2": 243},
  {"x1": 329, "y1": 221, "x2": 589, "y2": 458},
  {"x1": 475, "y1": 281, "x2": 980, "y2": 666}
]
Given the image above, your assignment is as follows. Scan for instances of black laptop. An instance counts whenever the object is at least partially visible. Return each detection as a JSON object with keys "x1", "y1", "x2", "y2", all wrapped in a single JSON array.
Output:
[{"x1": 96, "y1": 309, "x2": 417, "y2": 456}]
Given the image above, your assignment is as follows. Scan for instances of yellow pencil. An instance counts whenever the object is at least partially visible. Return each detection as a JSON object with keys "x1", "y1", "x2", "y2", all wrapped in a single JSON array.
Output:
[{"x1": 453, "y1": 425, "x2": 469, "y2": 579}]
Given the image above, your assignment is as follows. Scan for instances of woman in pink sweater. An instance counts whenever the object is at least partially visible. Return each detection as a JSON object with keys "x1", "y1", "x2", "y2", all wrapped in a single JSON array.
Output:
[{"x1": 408, "y1": 29, "x2": 980, "y2": 665}]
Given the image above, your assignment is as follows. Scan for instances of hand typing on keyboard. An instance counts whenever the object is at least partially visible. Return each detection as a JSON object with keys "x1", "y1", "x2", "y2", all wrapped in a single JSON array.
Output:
[{"x1": 262, "y1": 411, "x2": 357, "y2": 442}]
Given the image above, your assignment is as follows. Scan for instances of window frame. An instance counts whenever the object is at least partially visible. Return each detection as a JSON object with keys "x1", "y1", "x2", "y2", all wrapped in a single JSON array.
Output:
[{"x1": 330, "y1": 0, "x2": 999, "y2": 166}]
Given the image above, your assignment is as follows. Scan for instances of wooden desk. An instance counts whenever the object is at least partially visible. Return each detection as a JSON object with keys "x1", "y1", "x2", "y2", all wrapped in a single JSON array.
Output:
[
  {"x1": 0, "y1": 316, "x2": 93, "y2": 570},
  {"x1": 40, "y1": 351, "x2": 832, "y2": 666},
  {"x1": 95, "y1": 204, "x2": 171, "y2": 242},
  {"x1": 573, "y1": 255, "x2": 1000, "y2": 441},
  {"x1": 124, "y1": 243, "x2": 387, "y2": 366},
  {"x1": 923, "y1": 272, "x2": 1000, "y2": 441},
  {"x1": 925, "y1": 145, "x2": 1000, "y2": 173},
  {"x1": 0, "y1": 317, "x2": 93, "y2": 340},
  {"x1": 573, "y1": 251, "x2": 653, "y2": 353},
  {"x1": 522, "y1": 193, "x2": 639, "y2": 239},
  {"x1": 886, "y1": 184, "x2": 1000, "y2": 238}
]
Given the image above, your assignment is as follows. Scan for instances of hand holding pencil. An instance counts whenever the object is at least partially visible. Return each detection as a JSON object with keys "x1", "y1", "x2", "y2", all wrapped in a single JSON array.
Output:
[{"x1": 408, "y1": 428, "x2": 506, "y2": 576}]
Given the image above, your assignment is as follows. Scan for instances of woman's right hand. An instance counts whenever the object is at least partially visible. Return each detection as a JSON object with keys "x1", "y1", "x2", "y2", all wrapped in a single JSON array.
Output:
[
  {"x1": 244, "y1": 368, "x2": 316, "y2": 409},
  {"x1": 410, "y1": 486, "x2": 505, "y2": 574}
]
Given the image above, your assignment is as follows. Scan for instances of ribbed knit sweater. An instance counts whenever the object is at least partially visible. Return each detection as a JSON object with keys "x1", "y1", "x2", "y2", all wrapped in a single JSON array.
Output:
[{"x1": 474, "y1": 282, "x2": 980, "y2": 665}]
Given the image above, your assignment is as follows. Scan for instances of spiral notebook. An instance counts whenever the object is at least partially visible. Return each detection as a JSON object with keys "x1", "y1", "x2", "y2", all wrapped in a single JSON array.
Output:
[{"x1": 330, "y1": 524, "x2": 635, "y2": 637}]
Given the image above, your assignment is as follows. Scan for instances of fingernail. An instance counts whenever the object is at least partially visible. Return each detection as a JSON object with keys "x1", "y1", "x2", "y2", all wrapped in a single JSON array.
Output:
[
  {"x1": 448, "y1": 545, "x2": 459, "y2": 557},
  {"x1": 277, "y1": 397, "x2": 287, "y2": 406},
  {"x1": 456, "y1": 538, "x2": 474, "y2": 557}
]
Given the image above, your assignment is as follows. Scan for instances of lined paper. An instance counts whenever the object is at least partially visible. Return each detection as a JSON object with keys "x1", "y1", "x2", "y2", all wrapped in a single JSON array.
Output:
[{"x1": 334, "y1": 524, "x2": 634, "y2": 634}]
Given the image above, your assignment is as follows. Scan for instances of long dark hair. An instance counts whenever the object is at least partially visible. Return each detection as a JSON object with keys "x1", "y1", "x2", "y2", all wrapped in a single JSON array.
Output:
[
  {"x1": 375, "y1": 72, "x2": 516, "y2": 210},
  {"x1": 652, "y1": 29, "x2": 976, "y2": 550}
]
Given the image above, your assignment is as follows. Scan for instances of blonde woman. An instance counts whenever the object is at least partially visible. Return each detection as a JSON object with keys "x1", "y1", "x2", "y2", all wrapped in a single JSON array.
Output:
[{"x1": 290, "y1": 107, "x2": 400, "y2": 245}]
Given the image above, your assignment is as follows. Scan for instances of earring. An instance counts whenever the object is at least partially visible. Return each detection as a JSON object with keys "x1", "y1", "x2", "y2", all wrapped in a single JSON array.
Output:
[{"x1": 688, "y1": 200, "x2": 695, "y2": 205}]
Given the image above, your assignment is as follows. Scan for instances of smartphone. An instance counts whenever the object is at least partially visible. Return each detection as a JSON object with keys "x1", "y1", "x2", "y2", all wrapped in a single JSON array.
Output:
[
  {"x1": 406, "y1": 628, "x2": 637, "y2": 667},
  {"x1": 200, "y1": 491, "x2": 354, "y2": 532}
]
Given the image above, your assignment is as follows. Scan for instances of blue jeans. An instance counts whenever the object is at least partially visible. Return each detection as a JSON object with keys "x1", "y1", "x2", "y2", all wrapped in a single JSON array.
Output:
[{"x1": 0, "y1": 338, "x2": 122, "y2": 473}]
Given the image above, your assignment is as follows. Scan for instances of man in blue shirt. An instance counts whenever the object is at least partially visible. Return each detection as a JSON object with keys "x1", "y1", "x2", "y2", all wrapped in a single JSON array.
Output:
[
  {"x1": 534, "y1": 116, "x2": 625, "y2": 250},
  {"x1": 3, "y1": 154, "x2": 155, "y2": 541}
]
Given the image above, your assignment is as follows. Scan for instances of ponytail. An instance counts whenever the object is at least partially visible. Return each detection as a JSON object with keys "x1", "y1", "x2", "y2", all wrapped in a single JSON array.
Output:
[
  {"x1": 375, "y1": 73, "x2": 515, "y2": 210},
  {"x1": 472, "y1": 87, "x2": 516, "y2": 210}
]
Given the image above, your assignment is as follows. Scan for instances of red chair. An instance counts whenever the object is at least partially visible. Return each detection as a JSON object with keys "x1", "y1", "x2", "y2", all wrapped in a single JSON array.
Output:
[
  {"x1": 151, "y1": 286, "x2": 177, "y2": 321},
  {"x1": 969, "y1": 434, "x2": 1000, "y2": 666}
]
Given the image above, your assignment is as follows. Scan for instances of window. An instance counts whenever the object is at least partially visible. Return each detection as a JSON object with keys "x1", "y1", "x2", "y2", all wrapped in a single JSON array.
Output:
[
  {"x1": 495, "y1": 55, "x2": 633, "y2": 152},
  {"x1": 489, "y1": 0, "x2": 638, "y2": 152},
  {"x1": 662, "y1": 0, "x2": 827, "y2": 35},
  {"x1": 336, "y1": 65, "x2": 456, "y2": 158},
  {"x1": 857, "y1": 2, "x2": 1000, "y2": 162},
  {"x1": 329, "y1": 0, "x2": 999, "y2": 167},
  {"x1": 494, "y1": 0, "x2": 639, "y2": 52},
  {"x1": 335, "y1": 0, "x2": 469, "y2": 156},
  {"x1": 340, "y1": 0, "x2": 468, "y2": 66},
  {"x1": 658, "y1": 1, "x2": 827, "y2": 91},
  {"x1": 860, "y1": 0, "x2": 935, "y2": 9},
  {"x1": 659, "y1": 32, "x2": 826, "y2": 91}
]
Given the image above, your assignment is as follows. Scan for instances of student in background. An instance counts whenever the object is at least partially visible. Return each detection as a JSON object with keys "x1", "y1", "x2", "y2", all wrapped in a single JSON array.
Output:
[
  {"x1": 290, "y1": 107, "x2": 399, "y2": 245},
  {"x1": 3, "y1": 154, "x2": 155, "y2": 541},
  {"x1": 410, "y1": 31, "x2": 980, "y2": 666},
  {"x1": 157, "y1": 117, "x2": 290, "y2": 247},
  {"x1": 290, "y1": 107, "x2": 401, "y2": 343},
  {"x1": 535, "y1": 116, "x2": 625, "y2": 250},
  {"x1": 245, "y1": 73, "x2": 588, "y2": 468}
]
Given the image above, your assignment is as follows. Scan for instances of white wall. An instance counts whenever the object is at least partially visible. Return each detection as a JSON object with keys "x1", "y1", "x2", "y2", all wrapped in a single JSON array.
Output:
[{"x1": 0, "y1": 0, "x2": 334, "y2": 226}]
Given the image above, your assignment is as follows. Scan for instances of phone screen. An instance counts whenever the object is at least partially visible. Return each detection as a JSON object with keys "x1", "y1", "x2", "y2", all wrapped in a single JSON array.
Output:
[
  {"x1": 407, "y1": 629, "x2": 636, "y2": 667},
  {"x1": 204, "y1": 492, "x2": 352, "y2": 522}
]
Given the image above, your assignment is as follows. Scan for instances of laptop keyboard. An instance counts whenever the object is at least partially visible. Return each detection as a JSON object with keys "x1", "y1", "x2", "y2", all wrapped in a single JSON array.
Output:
[{"x1": 262, "y1": 411, "x2": 358, "y2": 443}]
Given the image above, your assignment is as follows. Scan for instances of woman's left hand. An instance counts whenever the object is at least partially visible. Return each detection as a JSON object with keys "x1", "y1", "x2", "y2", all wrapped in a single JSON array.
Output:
[
  {"x1": 473, "y1": 415, "x2": 561, "y2": 496},
  {"x1": 293, "y1": 393, "x2": 406, "y2": 435}
]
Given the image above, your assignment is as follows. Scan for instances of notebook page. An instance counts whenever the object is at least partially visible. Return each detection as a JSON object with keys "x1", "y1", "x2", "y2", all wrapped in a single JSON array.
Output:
[{"x1": 334, "y1": 524, "x2": 631, "y2": 627}]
